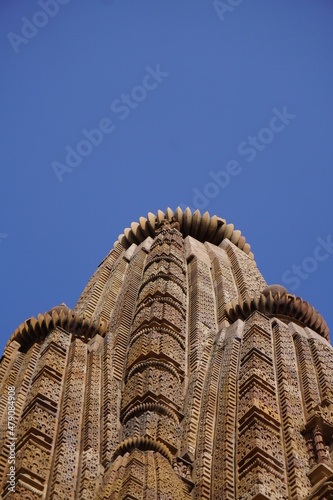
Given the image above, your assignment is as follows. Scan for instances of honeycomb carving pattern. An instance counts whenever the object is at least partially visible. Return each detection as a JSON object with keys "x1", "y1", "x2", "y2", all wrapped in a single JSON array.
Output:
[{"x1": 122, "y1": 366, "x2": 182, "y2": 409}]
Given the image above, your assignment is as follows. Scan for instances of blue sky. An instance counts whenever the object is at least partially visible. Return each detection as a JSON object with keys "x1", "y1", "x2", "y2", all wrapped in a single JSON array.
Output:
[{"x1": 1, "y1": 0, "x2": 332, "y2": 354}]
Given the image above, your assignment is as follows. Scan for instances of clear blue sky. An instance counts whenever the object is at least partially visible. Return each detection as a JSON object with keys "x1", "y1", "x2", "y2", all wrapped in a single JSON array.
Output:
[{"x1": 1, "y1": 0, "x2": 332, "y2": 355}]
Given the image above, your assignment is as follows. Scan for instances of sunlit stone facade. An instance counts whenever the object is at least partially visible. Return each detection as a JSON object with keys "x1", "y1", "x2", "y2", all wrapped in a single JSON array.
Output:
[{"x1": 0, "y1": 208, "x2": 332, "y2": 499}]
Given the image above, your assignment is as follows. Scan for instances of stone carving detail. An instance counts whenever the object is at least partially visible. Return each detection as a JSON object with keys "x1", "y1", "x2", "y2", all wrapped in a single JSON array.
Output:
[
  {"x1": 192, "y1": 327, "x2": 224, "y2": 499},
  {"x1": 49, "y1": 338, "x2": 87, "y2": 499},
  {"x1": 0, "y1": 209, "x2": 332, "y2": 499},
  {"x1": 187, "y1": 254, "x2": 217, "y2": 374},
  {"x1": 0, "y1": 340, "x2": 21, "y2": 393},
  {"x1": 122, "y1": 411, "x2": 180, "y2": 452},
  {"x1": 211, "y1": 323, "x2": 241, "y2": 499},
  {"x1": 221, "y1": 239, "x2": 266, "y2": 300},
  {"x1": 75, "y1": 242, "x2": 125, "y2": 318},
  {"x1": 0, "y1": 341, "x2": 41, "y2": 492},
  {"x1": 272, "y1": 321, "x2": 311, "y2": 497},
  {"x1": 97, "y1": 449, "x2": 192, "y2": 499},
  {"x1": 309, "y1": 336, "x2": 333, "y2": 406},
  {"x1": 93, "y1": 257, "x2": 128, "y2": 325},
  {"x1": 236, "y1": 312, "x2": 288, "y2": 499},
  {"x1": 127, "y1": 327, "x2": 185, "y2": 369},
  {"x1": 78, "y1": 343, "x2": 103, "y2": 499},
  {"x1": 120, "y1": 226, "x2": 187, "y2": 465},
  {"x1": 122, "y1": 365, "x2": 182, "y2": 409},
  {"x1": 293, "y1": 330, "x2": 321, "y2": 418},
  {"x1": 206, "y1": 243, "x2": 238, "y2": 325},
  {"x1": 173, "y1": 456, "x2": 193, "y2": 483},
  {"x1": 101, "y1": 248, "x2": 147, "y2": 466},
  {"x1": 108, "y1": 249, "x2": 147, "y2": 377},
  {"x1": 100, "y1": 331, "x2": 119, "y2": 468},
  {"x1": 0, "y1": 351, "x2": 24, "y2": 429},
  {"x1": 0, "y1": 328, "x2": 71, "y2": 498}
]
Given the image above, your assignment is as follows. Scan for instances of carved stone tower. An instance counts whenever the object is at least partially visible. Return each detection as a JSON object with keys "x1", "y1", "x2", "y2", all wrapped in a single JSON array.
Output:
[{"x1": 0, "y1": 208, "x2": 332, "y2": 499}]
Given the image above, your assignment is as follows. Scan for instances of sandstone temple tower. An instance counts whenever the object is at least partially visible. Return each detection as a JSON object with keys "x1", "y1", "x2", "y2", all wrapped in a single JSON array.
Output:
[{"x1": 0, "y1": 207, "x2": 332, "y2": 499}]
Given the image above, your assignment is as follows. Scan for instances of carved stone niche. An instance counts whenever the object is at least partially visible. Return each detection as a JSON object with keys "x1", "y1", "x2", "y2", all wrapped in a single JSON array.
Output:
[
  {"x1": 302, "y1": 413, "x2": 333, "y2": 486},
  {"x1": 172, "y1": 456, "x2": 194, "y2": 490}
]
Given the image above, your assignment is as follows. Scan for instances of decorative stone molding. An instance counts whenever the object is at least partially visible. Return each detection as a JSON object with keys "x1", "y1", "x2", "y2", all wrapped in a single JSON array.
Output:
[
  {"x1": 8, "y1": 304, "x2": 107, "y2": 349},
  {"x1": 112, "y1": 436, "x2": 173, "y2": 464},
  {"x1": 121, "y1": 401, "x2": 179, "y2": 425},
  {"x1": 225, "y1": 291, "x2": 329, "y2": 340},
  {"x1": 115, "y1": 207, "x2": 254, "y2": 259}
]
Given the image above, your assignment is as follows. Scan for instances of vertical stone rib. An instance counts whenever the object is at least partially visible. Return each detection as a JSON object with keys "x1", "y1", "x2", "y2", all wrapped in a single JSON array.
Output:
[
  {"x1": 236, "y1": 312, "x2": 288, "y2": 500},
  {"x1": 74, "y1": 243, "x2": 125, "y2": 318},
  {"x1": 109, "y1": 248, "x2": 147, "y2": 381},
  {"x1": 181, "y1": 323, "x2": 216, "y2": 466},
  {"x1": 101, "y1": 247, "x2": 147, "y2": 467},
  {"x1": 0, "y1": 341, "x2": 41, "y2": 493},
  {"x1": 193, "y1": 328, "x2": 225, "y2": 499},
  {"x1": 101, "y1": 331, "x2": 115, "y2": 468},
  {"x1": 121, "y1": 228, "x2": 186, "y2": 457},
  {"x1": 205, "y1": 242, "x2": 238, "y2": 325},
  {"x1": 179, "y1": 238, "x2": 217, "y2": 463},
  {"x1": 0, "y1": 348, "x2": 24, "y2": 427},
  {"x1": 212, "y1": 321, "x2": 242, "y2": 499},
  {"x1": 293, "y1": 328, "x2": 321, "y2": 419},
  {"x1": 77, "y1": 336, "x2": 103, "y2": 499},
  {"x1": 273, "y1": 321, "x2": 311, "y2": 498},
  {"x1": 186, "y1": 237, "x2": 217, "y2": 373},
  {"x1": 83, "y1": 267, "x2": 113, "y2": 320},
  {"x1": 49, "y1": 338, "x2": 87, "y2": 499},
  {"x1": 97, "y1": 258, "x2": 128, "y2": 324},
  {"x1": 0, "y1": 349, "x2": 24, "y2": 486},
  {"x1": 0, "y1": 340, "x2": 21, "y2": 392},
  {"x1": 308, "y1": 334, "x2": 333, "y2": 406},
  {"x1": 221, "y1": 239, "x2": 266, "y2": 301}
]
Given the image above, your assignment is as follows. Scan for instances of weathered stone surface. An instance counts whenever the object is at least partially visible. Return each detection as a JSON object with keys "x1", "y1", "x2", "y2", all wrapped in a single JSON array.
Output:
[{"x1": 0, "y1": 209, "x2": 331, "y2": 499}]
